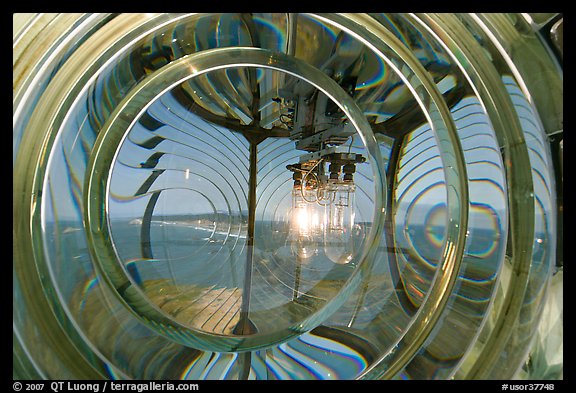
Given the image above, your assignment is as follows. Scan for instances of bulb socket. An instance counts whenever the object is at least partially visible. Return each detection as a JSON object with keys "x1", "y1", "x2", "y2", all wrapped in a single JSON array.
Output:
[{"x1": 343, "y1": 163, "x2": 356, "y2": 174}]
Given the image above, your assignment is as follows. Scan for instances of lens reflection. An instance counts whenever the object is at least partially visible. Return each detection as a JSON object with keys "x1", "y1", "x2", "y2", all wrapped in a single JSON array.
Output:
[{"x1": 13, "y1": 12, "x2": 560, "y2": 380}]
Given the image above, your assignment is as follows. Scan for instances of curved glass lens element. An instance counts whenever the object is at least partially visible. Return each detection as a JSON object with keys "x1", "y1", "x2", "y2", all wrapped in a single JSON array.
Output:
[
  {"x1": 13, "y1": 13, "x2": 562, "y2": 380},
  {"x1": 85, "y1": 52, "x2": 384, "y2": 352}
]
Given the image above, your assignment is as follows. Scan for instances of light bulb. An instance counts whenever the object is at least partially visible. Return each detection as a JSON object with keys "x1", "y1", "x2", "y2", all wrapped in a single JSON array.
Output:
[
  {"x1": 324, "y1": 183, "x2": 356, "y2": 264},
  {"x1": 289, "y1": 186, "x2": 324, "y2": 260}
]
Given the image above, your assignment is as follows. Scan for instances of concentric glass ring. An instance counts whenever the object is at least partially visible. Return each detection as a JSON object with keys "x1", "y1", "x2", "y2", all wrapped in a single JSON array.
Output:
[
  {"x1": 84, "y1": 46, "x2": 387, "y2": 352},
  {"x1": 14, "y1": 13, "x2": 562, "y2": 380}
]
